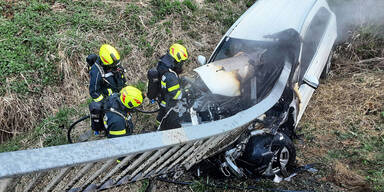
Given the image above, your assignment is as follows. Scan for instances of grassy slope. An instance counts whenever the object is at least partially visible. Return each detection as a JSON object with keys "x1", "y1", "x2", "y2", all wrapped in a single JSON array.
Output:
[
  {"x1": 295, "y1": 27, "x2": 384, "y2": 191},
  {"x1": 0, "y1": 0, "x2": 383, "y2": 191},
  {"x1": 0, "y1": 0, "x2": 251, "y2": 144}
]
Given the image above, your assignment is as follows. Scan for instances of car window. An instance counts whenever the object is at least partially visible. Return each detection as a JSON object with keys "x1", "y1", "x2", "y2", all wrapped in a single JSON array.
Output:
[
  {"x1": 300, "y1": 7, "x2": 331, "y2": 82},
  {"x1": 211, "y1": 37, "x2": 273, "y2": 62}
]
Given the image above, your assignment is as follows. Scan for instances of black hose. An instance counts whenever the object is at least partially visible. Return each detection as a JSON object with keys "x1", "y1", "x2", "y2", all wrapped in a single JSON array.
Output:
[
  {"x1": 156, "y1": 177, "x2": 311, "y2": 192},
  {"x1": 67, "y1": 115, "x2": 90, "y2": 143}
]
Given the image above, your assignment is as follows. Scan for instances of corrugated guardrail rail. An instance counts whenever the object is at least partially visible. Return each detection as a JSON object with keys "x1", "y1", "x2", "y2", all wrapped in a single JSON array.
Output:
[
  {"x1": 0, "y1": 123, "x2": 251, "y2": 192},
  {"x1": 0, "y1": 62, "x2": 290, "y2": 192}
]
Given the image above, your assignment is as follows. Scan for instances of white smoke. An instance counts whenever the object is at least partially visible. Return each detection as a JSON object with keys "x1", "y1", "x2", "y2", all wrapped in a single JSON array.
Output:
[{"x1": 328, "y1": 0, "x2": 384, "y2": 40}]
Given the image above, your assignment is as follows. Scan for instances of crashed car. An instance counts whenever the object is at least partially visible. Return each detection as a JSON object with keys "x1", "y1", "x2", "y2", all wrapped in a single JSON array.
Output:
[{"x1": 175, "y1": 0, "x2": 337, "y2": 178}]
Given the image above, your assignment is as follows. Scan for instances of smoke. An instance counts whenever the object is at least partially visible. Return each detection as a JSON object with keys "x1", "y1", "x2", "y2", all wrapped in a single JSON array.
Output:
[{"x1": 328, "y1": 0, "x2": 384, "y2": 41}]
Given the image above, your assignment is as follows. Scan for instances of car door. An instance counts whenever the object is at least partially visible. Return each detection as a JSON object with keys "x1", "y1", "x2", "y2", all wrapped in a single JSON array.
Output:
[
  {"x1": 300, "y1": 7, "x2": 333, "y2": 83},
  {"x1": 296, "y1": 5, "x2": 337, "y2": 122}
]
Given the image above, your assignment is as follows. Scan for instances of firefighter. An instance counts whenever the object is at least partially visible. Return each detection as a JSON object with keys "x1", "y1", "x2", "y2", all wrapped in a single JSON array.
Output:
[
  {"x1": 147, "y1": 43, "x2": 188, "y2": 130},
  {"x1": 87, "y1": 44, "x2": 127, "y2": 102},
  {"x1": 103, "y1": 86, "x2": 143, "y2": 138},
  {"x1": 87, "y1": 44, "x2": 127, "y2": 133}
]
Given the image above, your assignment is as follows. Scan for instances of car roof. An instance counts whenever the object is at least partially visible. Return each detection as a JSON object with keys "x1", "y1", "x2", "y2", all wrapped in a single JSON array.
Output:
[{"x1": 229, "y1": 0, "x2": 318, "y2": 41}]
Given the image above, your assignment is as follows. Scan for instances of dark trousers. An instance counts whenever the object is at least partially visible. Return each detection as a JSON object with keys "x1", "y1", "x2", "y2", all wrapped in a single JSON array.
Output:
[{"x1": 156, "y1": 106, "x2": 181, "y2": 130}]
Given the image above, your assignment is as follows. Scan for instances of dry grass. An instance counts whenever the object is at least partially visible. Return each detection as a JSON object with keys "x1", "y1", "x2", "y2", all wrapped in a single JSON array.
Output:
[
  {"x1": 297, "y1": 34, "x2": 384, "y2": 190},
  {"x1": 329, "y1": 161, "x2": 371, "y2": 191}
]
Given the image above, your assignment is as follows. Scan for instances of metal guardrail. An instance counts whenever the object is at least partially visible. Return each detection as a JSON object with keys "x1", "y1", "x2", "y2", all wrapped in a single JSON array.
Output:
[
  {"x1": 0, "y1": 61, "x2": 291, "y2": 192},
  {"x1": 0, "y1": 127, "x2": 248, "y2": 192}
]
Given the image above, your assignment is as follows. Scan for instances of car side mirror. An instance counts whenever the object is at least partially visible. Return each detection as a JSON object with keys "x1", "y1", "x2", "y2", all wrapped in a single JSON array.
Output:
[
  {"x1": 303, "y1": 75, "x2": 319, "y2": 89},
  {"x1": 197, "y1": 55, "x2": 207, "y2": 66}
]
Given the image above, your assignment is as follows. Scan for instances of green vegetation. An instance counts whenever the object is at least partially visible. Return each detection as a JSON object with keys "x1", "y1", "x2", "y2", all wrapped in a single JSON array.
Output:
[
  {"x1": 33, "y1": 107, "x2": 78, "y2": 147},
  {"x1": 328, "y1": 132, "x2": 384, "y2": 191},
  {"x1": 134, "y1": 80, "x2": 147, "y2": 92},
  {"x1": 0, "y1": 0, "x2": 242, "y2": 96},
  {"x1": 0, "y1": 0, "x2": 106, "y2": 95},
  {"x1": 205, "y1": 0, "x2": 243, "y2": 33},
  {"x1": 0, "y1": 135, "x2": 24, "y2": 152},
  {"x1": 190, "y1": 179, "x2": 214, "y2": 192},
  {"x1": 0, "y1": 0, "x2": 247, "y2": 145},
  {"x1": 151, "y1": 0, "x2": 184, "y2": 19},
  {"x1": 1, "y1": 1, "x2": 57, "y2": 95},
  {"x1": 139, "y1": 179, "x2": 150, "y2": 192},
  {"x1": 0, "y1": 107, "x2": 78, "y2": 151}
]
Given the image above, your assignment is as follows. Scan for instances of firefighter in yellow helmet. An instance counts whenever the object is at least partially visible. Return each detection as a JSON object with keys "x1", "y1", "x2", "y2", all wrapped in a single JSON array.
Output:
[
  {"x1": 87, "y1": 44, "x2": 127, "y2": 102},
  {"x1": 147, "y1": 43, "x2": 188, "y2": 130},
  {"x1": 86, "y1": 44, "x2": 127, "y2": 133},
  {"x1": 102, "y1": 86, "x2": 143, "y2": 138}
]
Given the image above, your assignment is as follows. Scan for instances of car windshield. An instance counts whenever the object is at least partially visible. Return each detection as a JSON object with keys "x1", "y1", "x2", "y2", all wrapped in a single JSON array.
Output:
[
  {"x1": 205, "y1": 37, "x2": 287, "y2": 106},
  {"x1": 211, "y1": 37, "x2": 274, "y2": 61}
]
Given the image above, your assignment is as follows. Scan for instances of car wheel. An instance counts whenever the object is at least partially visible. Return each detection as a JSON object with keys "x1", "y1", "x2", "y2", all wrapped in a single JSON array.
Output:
[
  {"x1": 270, "y1": 133, "x2": 296, "y2": 177},
  {"x1": 240, "y1": 133, "x2": 296, "y2": 177},
  {"x1": 320, "y1": 50, "x2": 333, "y2": 79}
]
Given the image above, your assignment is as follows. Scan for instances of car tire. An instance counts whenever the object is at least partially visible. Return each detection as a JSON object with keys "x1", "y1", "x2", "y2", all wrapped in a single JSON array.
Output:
[
  {"x1": 320, "y1": 50, "x2": 333, "y2": 79},
  {"x1": 271, "y1": 133, "x2": 296, "y2": 176},
  {"x1": 240, "y1": 133, "x2": 296, "y2": 176}
]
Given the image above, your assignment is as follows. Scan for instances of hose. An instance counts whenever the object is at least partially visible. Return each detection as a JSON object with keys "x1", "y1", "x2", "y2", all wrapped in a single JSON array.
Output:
[{"x1": 67, "y1": 115, "x2": 90, "y2": 143}]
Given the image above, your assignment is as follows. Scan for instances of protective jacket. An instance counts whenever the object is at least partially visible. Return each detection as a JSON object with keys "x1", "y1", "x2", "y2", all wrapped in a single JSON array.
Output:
[
  {"x1": 103, "y1": 94, "x2": 133, "y2": 138},
  {"x1": 153, "y1": 53, "x2": 183, "y2": 130},
  {"x1": 88, "y1": 54, "x2": 127, "y2": 102},
  {"x1": 156, "y1": 53, "x2": 182, "y2": 109}
]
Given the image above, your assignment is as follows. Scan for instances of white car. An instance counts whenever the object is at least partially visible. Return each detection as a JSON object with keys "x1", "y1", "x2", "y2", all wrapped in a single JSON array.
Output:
[{"x1": 178, "y1": 0, "x2": 337, "y2": 177}]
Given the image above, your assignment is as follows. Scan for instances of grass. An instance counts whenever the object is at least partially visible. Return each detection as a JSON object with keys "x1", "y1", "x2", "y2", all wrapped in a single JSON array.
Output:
[
  {"x1": 150, "y1": 0, "x2": 184, "y2": 19},
  {"x1": 0, "y1": 135, "x2": 24, "y2": 153},
  {"x1": 298, "y1": 24, "x2": 384, "y2": 190},
  {"x1": 133, "y1": 81, "x2": 147, "y2": 92},
  {"x1": 0, "y1": 1, "x2": 57, "y2": 95},
  {"x1": 0, "y1": 0, "x2": 111, "y2": 143},
  {"x1": 139, "y1": 179, "x2": 150, "y2": 192},
  {"x1": 33, "y1": 107, "x2": 77, "y2": 147},
  {"x1": 0, "y1": 0, "x2": 107, "y2": 95},
  {"x1": 0, "y1": 106, "x2": 85, "y2": 151},
  {"x1": 0, "y1": 0, "x2": 249, "y2": 143}
]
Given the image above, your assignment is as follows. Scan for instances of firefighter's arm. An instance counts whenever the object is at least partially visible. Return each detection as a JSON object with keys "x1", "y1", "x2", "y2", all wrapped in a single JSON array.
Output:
[
  {"x1": 89, "y1": 67, "x2": 104, "y2": 102},
  {"x1": 165, "y1": 73, "x2": 182, "y2": 103}
]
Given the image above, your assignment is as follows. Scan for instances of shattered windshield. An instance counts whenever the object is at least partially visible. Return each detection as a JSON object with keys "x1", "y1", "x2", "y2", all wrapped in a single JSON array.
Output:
[
  {"x1": 212, "y1": 37, "x2": 274, "y2": 61},
  {"x1": 199, "y1": 37, "x2": 286, "y2": 106}
]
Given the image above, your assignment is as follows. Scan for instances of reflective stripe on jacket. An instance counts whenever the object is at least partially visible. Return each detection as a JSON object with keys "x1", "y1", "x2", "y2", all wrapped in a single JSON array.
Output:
[
  {"x1": 103, "y1": 94, "x2": 132, "y2": 138},
  {"x1": 89, "y1": 57, "x2": 127, "y2": 102},
  {"x1": 160, "y1": 69, "x2": 182, "y2": 109}
]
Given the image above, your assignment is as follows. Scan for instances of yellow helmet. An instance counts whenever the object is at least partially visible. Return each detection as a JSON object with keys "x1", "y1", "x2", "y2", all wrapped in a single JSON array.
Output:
[
  {"x1": 120, "y1": 86, "x2": 143, "y2": 109},
  {"x1": 169, "y1": 43, "x2": 188, "y2": 62},
  {"x1": 99, "y1": 44, "x2": 120, "y2": 66}
]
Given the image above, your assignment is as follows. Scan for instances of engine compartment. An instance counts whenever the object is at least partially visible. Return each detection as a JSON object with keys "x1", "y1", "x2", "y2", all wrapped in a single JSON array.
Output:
[{"x1": 176, "y1": 29, "x2": 303, "y2": 178}]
